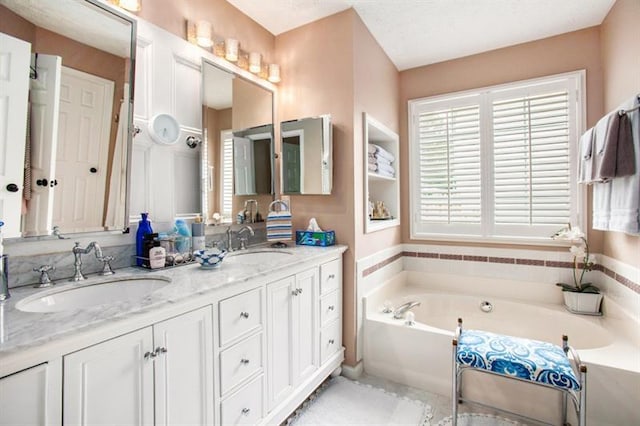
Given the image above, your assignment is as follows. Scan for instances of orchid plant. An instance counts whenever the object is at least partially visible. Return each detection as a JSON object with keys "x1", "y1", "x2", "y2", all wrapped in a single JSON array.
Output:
[{"x1": 551, "y1": 224, "x2": 600, "y2": 293}]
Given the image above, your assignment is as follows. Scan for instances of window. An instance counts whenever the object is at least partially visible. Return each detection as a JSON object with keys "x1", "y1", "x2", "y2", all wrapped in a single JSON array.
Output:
[
  {"x1": 409, "y1": 72, "x2": 584, "y2": 242},
  {"x1": 220, "y1": 129, "x2": 234, "y2": 220}
]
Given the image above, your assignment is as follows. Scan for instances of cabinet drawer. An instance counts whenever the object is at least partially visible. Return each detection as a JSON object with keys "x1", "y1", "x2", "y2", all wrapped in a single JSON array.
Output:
[
  {"x1": 221, "y1": 375, "x2": 263, "y2": 426},
  {"x1": 220, "y1": 333, "x2": 263, "y2": 395},
  {"x1": 320, "y1": 320, "x2": 341, "y2": 364},
  {"x1": 219, "y1": 288, "x2": 262, "y2": 347},
  {"x1": 320, "y1": 259, "x2": 341, "y2": 295},
  {"x1": 320, "y1": 291, "x2": 340, "y2": 327}
]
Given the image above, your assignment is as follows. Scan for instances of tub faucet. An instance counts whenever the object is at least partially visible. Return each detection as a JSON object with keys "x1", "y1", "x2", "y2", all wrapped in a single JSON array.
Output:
[
  {"x1": 393, "y1": 301, "x2": 421, "y2": 319},
  {"x1": 70, "y1": 241, "x2": 104, "y2": 281}
]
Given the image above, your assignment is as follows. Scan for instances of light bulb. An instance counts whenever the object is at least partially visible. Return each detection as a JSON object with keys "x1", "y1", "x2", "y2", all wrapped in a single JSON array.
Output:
[
  {"x1": 225, "y1": 38, "x2": 239, "y2": 62},
  {"x1": 195, "y1": 21, "x2": 213, "y2": 48},
  {"x1": 118, "y1": 0, "x2": 140, "y2": 12},
  {"x1": 249, "y1": 52, "x2": 261, "y2": 73},
  {"x1": 268, "y1": 63, "x2": 280, "y2": 83}
]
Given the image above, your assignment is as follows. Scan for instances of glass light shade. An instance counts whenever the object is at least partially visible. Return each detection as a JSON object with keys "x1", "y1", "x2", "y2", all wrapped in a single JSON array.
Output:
[
  {"x1": 225, "y1": 38, "x2": 239, "y2": 62},
  {"x1": 195, "y1": 21, "x2": 213, "y2": 48},
  {"x1": 268, "y1": 64, "x2": 281, "y2": 83},
  {"x1": 118, "y1": 0, "x2": 141, "y2": 12},
  {"x1": 249, "y1": 52, "x2": 261, "y2": 73}
]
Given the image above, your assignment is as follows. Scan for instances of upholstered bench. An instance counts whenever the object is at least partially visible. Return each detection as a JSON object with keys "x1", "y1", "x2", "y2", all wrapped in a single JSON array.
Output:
[{"x1": 452, "y1": 319, "x2": 587, "y2": 426}]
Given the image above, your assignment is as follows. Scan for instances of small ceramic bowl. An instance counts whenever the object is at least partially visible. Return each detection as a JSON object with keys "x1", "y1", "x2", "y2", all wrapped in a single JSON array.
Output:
[{"x1": 193, "y1": 249, "x2": 227, "y2": 269}]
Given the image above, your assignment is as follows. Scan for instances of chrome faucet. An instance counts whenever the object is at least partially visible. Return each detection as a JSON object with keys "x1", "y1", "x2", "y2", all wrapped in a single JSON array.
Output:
[
  {"x1": 225, "y1": 226, "x2": 234, "y2": 252},
  {"x1": 70, "y1": 241, "x2": 106, "y2": 281},
  {"x1": 393, "y1": 301, "x2": 421, "y2": 319},
  {"x1": 237, "y1": 225, "x2": 254, "y2": 250}
]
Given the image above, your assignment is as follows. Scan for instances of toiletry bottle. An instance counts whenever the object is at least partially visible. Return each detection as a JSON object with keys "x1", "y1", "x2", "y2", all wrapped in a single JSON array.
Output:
[
  {"x1": 192, "y1": 215, "x2": 205, "y2": 251},
  {"x1": 136, "y1": 213, "x2": 153, "y2": 266},
  {"x1": 149, "y1": 241, "x2": 166, "y2": 269},
  {"x1": 174, "y1": 219, "x2": 191, "y2": 253}
]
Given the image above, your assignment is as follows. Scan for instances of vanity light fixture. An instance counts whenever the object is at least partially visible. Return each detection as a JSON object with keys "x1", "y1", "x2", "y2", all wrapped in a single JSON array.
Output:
[
  {"x1": 110, "y1": 0, "x2": 141, "y2": 12},
  {"x1": 268, "y1": 64, "x2": 281, "y2": 83},
  {"x1": 195, "y1": 20, "x2": 213, "y2": 48},
  {"x1": 225, "y1": 38, "x2": 239, "y2": 62},
  {"x1": 249, "y1": 52, "x2": 261, "y2": 73}
]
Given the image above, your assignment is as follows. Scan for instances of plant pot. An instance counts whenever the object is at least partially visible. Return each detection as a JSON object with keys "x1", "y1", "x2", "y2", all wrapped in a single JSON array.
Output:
[{"x1": 562, "y1": 291, "x2": 603, "y2": 315}]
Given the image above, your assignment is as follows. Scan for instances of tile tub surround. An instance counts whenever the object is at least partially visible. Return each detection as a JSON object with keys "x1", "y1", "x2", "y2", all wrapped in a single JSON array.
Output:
[{"x1": 0, "y1": 244, "x2": 346, "y2": 376}]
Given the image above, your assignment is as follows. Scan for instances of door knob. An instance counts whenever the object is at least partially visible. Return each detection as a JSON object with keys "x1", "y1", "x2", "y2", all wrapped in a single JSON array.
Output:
[
  {"x1": 36, "y1": 179, "x2": 48, "y2": 187},
  {"x1": 6, "y1": 183, "x2": 19, "y2": 192},
  {"x1": 90, "y1": 167, "x2": 97, "y2": 173}
]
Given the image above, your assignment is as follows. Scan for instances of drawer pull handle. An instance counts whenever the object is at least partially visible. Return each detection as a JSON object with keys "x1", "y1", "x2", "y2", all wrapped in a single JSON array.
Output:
[
  {"x1": 155, "y1": 347, "x2": 168, "y2": 356},
  {"x1": 291, "y1": 289, "x2": 298, "y2": 296},
  {"x1": 144, "y1": 351, "x2": 156, "y2": 360},
  {"x1": 240, "y1": 358, "x2": 250, "y2": 365},
  {"x1": 328, "y1": 274, "x2": 335, "y2": 280},
  {"x1": 328, "y1": 305, "x2": 335, "y2": 311},
  {"x1": 240, "y1": 311, "x2": 250, "y2": 319},
  {"x1": 297, "y1": 287, "x2": 303, "y2": 294},
  {"x1": 328, "y1": 339, "x2": 335, "y2": 345},
  {"x1": 241, "y1": 408, "x2": 251, "y2": 416}
]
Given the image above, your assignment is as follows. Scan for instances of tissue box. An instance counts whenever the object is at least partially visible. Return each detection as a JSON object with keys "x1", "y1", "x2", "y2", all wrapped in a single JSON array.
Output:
[{"x1": 295, "y1": 230, "x2": 336, "y2": 247}]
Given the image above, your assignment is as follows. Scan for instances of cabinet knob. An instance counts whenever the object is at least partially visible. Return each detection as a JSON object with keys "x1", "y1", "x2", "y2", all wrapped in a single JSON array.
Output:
[
  {"x1": 297, "y1": 288, "x2": 303, "y2": 294},
  {"x1": 36, "y1": 178, "x2": 48, "y2": 187},
  {"x1": 6, "y1": 183, "x2": 19, "y2": 192},
  {"x1": 144, "y1": 351, "x2": 156, "y2": 360},
  {"x1": 328, "y1": 274, "x2": 335, "y2": 280},
  {"x1": 328, "y1": 305, "x2": 335, "y2": 311},
  {"x1": 328, "y1": 339, "x2": 335, "y2": 345},
  {"x1": 240, "y1": 358, "x2": 250, "y2": 365},
  {"x1": 291, "y1": 289, "x2": 299, "y2": 296},
  {"x1": 155, "y1": 347, "x2": 168, "y2": 356},
  {"x1": 241, "y1": 408, "x2": 251, "y2": 416},
  {"x1": 240, "y1": 311, "x2": 250, "y2": 319}
]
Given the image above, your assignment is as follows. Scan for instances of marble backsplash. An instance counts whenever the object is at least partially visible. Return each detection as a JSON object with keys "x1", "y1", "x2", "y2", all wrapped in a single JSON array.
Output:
[{"x1": 5, "y1": 224, "x2": 267, "y2": 288}]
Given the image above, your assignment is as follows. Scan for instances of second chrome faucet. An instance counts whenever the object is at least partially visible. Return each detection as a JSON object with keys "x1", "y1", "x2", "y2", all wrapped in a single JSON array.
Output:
[{"x1": 71, "y1": 241, "x2": 115, "y2": 281}]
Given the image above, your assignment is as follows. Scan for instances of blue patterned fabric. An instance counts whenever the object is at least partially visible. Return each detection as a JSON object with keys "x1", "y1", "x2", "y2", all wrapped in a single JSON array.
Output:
[{"x1": 457, "y1": 330, "x2": 580, "y2": 391}]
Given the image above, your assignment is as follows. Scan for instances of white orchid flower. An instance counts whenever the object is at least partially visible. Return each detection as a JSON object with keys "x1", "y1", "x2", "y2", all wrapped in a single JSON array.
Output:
[
  {"x1": 565, "y1": 226, "x2": 585, "y2": 241},
  {"x1": 570, "y1": 245, "x2": 585, "y2": 258}
]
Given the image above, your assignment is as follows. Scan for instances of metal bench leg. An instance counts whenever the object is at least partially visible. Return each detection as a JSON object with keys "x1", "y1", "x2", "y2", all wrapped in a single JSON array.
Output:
[{"x1": 452, "y1": 338, "x2": 458, "y2": 426}]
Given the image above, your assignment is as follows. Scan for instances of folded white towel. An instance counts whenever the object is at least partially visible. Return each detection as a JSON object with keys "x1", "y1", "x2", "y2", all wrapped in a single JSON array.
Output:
[
  {"x1": 369, "y1": 144, "x2": 395, "y2": 162},
  {"x1": 376, "y1": 162, "x2": 395, "y2": 176}
]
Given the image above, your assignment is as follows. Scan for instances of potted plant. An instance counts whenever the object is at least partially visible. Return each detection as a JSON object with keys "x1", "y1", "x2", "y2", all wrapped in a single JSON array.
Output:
[{"x1": 551, "y1": 224, "x2": 603, "y2": 315}]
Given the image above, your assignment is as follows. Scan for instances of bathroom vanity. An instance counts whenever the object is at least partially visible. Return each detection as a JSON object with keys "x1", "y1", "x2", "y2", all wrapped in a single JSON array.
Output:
[{"x1": 0, "y1": 245, "x2": 346, "y2": 425}]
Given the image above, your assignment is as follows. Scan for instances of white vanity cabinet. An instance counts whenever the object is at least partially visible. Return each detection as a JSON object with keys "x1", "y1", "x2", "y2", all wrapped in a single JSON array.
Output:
[
  {"x1": 0, "y1": 361, "x2": 62, "y2": 426},
  {"x1": 63, "y1": 306, "x2": 214, "y2": 426}
]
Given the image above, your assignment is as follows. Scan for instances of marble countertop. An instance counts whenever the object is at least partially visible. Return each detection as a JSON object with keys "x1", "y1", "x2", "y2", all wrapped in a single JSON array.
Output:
[{"x1": 0, "y1": 244, "x2": 347, "y2": 376}]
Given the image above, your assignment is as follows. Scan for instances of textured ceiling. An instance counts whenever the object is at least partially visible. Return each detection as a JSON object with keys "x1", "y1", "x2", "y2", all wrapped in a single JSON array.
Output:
[{"x1": 227, "y1": 0, "x2": 616, "y2": 70}]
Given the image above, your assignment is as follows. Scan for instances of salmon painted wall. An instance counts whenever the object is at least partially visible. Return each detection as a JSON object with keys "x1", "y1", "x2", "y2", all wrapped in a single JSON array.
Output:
[
  {"x1": 275, "y1": 10, "x2": 358, "y2": 364},
  {"x1": 137, "y1": 0, "x2": 275, "y2": 63},
  {"x1": 399, "y1": 27, "x2": 605, "y2": 254},
  {"x1": 600, "y1": 0, "x2": 640, "y2": 267},
  {"x1": 353, "y1": 12, "x2": 401, "y2": 259}
]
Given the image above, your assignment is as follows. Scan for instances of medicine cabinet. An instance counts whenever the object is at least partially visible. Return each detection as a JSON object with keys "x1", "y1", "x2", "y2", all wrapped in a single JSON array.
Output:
[{"x1": 363, "y1": 113, "x2": 400, "y2": 233}]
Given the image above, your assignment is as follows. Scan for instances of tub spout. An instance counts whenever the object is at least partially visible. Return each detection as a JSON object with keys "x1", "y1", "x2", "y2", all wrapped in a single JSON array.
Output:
[{"x1": 393, "y1": 301, "x2": 421, "y2": 319}]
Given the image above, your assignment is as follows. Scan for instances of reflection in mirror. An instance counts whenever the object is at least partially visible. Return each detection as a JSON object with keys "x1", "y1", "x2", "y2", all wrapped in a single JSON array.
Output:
[
  {"x1": 201, "y1": 59, "x2": 274, "y2": 225},
  {"x1": 0, "y1": 0, "x2": 135, "y2": 239},
  {"x1": 281, "y1": 115, "x2": 332, "y2": 195}
]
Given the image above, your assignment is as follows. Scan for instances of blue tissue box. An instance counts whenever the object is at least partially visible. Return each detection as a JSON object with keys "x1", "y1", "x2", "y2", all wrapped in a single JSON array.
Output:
[{"x1": 295, "y1": 230, "x2": 336, "y2": 247}]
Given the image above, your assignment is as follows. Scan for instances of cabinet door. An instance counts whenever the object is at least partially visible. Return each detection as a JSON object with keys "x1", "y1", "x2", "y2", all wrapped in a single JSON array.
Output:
[
  {"x1": 293, "y1": 268, "x2": 319, "y2": 383},
  {"x1": 154, "y1": 306, "x2": 214, "y2": 426},
  {"x1": 0, "y1": 360, "x2": 62, "y2": 426},
  {"x1": 266, "y1": 276, "x2": 295, "y2": 410},
  {"x1": 63, "y1": 328, "x2": 154, "y2": 426}
]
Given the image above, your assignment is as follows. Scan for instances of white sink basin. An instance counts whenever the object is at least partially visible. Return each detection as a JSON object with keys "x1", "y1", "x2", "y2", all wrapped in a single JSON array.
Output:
[
  {"x1": 227, "y1": 250, "x2": 293, "y2": 264},
  {"x1": 16, "y1": 276, "x2": 171, "y2": 313}
]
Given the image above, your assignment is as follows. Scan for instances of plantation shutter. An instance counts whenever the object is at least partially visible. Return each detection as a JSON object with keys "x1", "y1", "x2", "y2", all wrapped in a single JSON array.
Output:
[
  {"x1": 492, "y1": 91, "x2": 571, "y2": 227},
  {"x1": 417, "y1": 103, "x2": 482, "y2": 227},
  {"x1": 221, "y1": 130, "x2": 233, "y2": 219}
]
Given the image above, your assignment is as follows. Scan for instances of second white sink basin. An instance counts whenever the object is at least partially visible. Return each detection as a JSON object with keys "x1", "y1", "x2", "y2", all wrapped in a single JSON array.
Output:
[{"x1": 16, "y1": 276, "x2": 171, "y2": 313}]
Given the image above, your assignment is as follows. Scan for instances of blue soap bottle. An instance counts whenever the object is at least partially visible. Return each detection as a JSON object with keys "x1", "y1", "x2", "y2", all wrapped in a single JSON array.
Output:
[{"x1": 136, "y1": 213, "x2": 153, "y2": 266}]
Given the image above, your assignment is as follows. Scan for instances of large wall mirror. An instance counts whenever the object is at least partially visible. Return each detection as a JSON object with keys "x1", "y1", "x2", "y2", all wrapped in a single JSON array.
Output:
[
  {"x1": 201, "y1": 60, "x2": 274, "y2": 224},
  {"x1": 281, "y1": 115, "x2": 332, "y2": 195},
  {"x1": 0, "y1": 0, "x2": 136, "y2": 239}
]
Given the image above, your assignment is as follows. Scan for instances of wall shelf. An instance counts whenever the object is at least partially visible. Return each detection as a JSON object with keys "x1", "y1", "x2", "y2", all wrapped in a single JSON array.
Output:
[{"x1": 363, "y1": 113, "x2": 400, "y2": 233}]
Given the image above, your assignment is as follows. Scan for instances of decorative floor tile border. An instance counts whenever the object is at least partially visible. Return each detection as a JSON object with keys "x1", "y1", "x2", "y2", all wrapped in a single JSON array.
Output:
[{"x1": 362, "y1": 250, "x2": 640, "y2": 295}]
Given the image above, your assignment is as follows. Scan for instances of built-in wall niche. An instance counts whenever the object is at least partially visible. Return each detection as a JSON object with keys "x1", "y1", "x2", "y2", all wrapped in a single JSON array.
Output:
[{"x1": 363, "y1": 113, "x2": 400, "y2": 233}]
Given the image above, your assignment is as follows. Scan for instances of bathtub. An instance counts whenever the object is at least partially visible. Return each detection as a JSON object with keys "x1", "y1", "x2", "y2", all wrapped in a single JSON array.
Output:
[{"x1": 363, "y1": 272, "x2": 640, "y2": 426}]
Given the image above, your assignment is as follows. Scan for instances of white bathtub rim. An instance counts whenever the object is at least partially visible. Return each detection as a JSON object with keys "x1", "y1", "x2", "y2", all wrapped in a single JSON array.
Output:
[{"x1": 365, "y1": 287, "x2": 640, "y2": 374}]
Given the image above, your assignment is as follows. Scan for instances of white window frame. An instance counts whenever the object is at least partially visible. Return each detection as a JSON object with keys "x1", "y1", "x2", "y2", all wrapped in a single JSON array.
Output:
[
  {"x1": 220, "y1": 129, "x2": 234, "y2": 221},
  {"x1": 409, "y1": 70, "x2": 586, "y2": 245}
]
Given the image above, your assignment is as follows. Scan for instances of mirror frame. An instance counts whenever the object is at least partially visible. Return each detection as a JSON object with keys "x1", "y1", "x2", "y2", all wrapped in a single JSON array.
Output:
[
  {"x1": 200, "y1": 58, "x2": 277, "y2": 224},
  {"x1": 4, "y1": 0, "x2": 138, "y2": 241}
]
